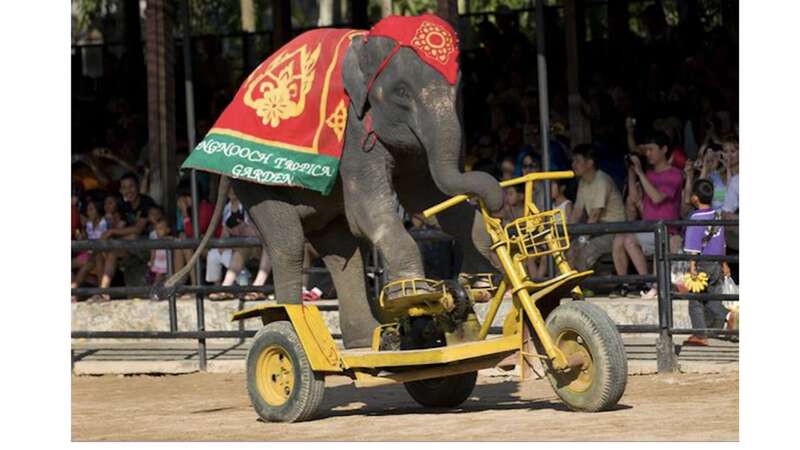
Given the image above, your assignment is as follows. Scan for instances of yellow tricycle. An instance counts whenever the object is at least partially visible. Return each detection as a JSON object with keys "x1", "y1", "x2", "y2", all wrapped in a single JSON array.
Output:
[{"x1": 232, "y1": 171, "x2": 627, "y2": 422}]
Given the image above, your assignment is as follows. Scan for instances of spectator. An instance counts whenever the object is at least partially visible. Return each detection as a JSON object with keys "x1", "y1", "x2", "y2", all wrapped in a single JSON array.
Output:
[
  {"x1": 499, "y1": 156, "x2": 516, "y2": 180},
  {"x1": 71, "y1": 199, "x2": 108, "y2": 301},
  {"x1": 90, "y1": 173, "x2": 155, "y2": 302},
  {"x1": 205, "y1": 190, "x2": 242, "y2": 288},
  {"x1": 612, "y1": 131, "x2": 683, "y2": 298},
  {"x1": 500, "y1": 184, "x2": 525, "y2": 226},
  {"x1": 683, "y1": 179, "x2": 729, "y2": 346},
  {"x1": 551, "y1": 179, "x2": 574, "y2": 219},
  {"x1": 517, "y1": 152, "x2": 547, "y2": 208},
  {"x1": 173, "y1": 182, "x2": 222, "y2": 288},
  {"x1": 148, "y1": 219, "x2": 171, "y2": 285},
  {"x1": 207, "y1": 190, "x2": 272, "y2": 301},
  {"x1": 720, "y1": 134, "x2": 739, "y2": 281},
  {"x1": 568, "y1": 145, "x2": 626, "y2": 272}
]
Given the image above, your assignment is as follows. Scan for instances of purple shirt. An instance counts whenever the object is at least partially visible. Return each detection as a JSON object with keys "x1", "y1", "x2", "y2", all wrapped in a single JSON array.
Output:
[{"x1": 683, "y1": 208, "x2": 726, "y2": 255}]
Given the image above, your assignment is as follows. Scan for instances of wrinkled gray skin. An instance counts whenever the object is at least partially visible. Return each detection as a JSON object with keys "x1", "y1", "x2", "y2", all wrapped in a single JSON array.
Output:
[{"x1": 165, "y1": 35, "x2": 504, "y2": 348}]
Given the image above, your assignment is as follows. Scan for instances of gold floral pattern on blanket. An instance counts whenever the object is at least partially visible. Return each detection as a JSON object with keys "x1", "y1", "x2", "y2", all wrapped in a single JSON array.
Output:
[{"x1": 243, "y1": 43, "x2": 322, "y2": 127}]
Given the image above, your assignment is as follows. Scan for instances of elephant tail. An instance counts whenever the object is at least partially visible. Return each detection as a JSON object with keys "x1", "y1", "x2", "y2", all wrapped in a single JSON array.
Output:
[{"x1": 151, "y1": 175, "x2": 230, "y2": 300}]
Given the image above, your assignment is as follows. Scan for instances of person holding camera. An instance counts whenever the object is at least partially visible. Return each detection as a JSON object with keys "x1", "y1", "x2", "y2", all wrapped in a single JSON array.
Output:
[
  {"x1": 612, "y1": 131, "x2": 683, "y2": 298},
  {"x1": 568, "y1": 144, "x2": 626, "y2": 272}
]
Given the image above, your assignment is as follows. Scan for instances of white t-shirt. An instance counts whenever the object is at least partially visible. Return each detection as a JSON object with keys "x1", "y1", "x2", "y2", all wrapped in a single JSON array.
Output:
[
  {"x1": 85, "y1": 218, "x2": 108, "y2": 240},
  {"x1": 148, "y1": 230, "x2": 168, "y2": 274},
  {"x1": 722, "y1": 175, "x2": 739, "y2": 213}
]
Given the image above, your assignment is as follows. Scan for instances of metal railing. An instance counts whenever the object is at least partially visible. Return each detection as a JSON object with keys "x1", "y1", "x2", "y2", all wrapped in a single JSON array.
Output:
[{"x1": 71, "y1": 219, "x2": 738, "y2": 373}]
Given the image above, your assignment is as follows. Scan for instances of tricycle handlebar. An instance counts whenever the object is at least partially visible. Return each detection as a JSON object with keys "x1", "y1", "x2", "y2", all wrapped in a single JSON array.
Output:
[{"x1": 422, "y1": 170, "x2": 575, "y2": 219}]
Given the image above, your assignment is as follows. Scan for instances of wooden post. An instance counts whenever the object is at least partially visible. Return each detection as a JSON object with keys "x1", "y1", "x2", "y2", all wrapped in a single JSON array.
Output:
[
  {"x1": 272, "y1": 0, "x2": 292, "y2": 49},
  {"x1": 145, "y1": 0, "x2": 176, "y2": 216},
  {"x1": 564, "y1": 0, "x2": 589, "y2": 145}
]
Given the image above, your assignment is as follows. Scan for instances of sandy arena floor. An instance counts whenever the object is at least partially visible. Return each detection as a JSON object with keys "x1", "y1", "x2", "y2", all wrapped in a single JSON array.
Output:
[{"x1": 71, "y1": 370, "x2": 738, "y2": 441}]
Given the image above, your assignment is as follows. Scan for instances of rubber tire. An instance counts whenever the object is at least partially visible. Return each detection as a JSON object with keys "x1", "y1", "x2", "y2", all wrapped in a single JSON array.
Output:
[
  {"x1": 404, "y1": 371, "x2": 478, "y2": 408},
  {"x1": 246, "y1": 321, "x2": 325, "y2": 422},
  {"x1": 540, "y1": 301, "x2": 627, "y2": 412}
]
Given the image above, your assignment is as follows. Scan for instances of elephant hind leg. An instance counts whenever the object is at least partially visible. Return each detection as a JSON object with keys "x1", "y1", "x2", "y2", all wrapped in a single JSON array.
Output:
[{"x1": 307, "y1": 217, "x2": 380, "y2": 349}]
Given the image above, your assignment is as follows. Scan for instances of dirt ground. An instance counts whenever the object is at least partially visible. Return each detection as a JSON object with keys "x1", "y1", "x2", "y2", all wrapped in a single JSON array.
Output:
[{"x1": 72, "y1": 371, "x2": 738, "y2": 441}]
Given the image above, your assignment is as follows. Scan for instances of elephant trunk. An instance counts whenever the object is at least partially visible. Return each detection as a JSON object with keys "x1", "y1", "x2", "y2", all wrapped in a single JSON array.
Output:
[{"x1": 425, "y1": 109, "x2": 504, "y2": 212}]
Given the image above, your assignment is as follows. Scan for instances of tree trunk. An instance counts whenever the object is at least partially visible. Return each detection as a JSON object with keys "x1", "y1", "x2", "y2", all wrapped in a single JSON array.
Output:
[
  {"x1": 349, "y1": 0, "x2": 368, "y2": 28},
  {"x1": 145, "y1": 0, "x2": 176, "y2": 215},
  {"x1": 241, "y1": 0, "x2": 256, "y2": 72},
  {"x1": 272, "y1": 0, "x2": 292, "y2": 49},
  {"x1": 564, "y1": 0, "x2": 590, "y2": 145},
  {"x1": 318, "y1": 0, "x2": 334, "y2": 26},
  {"x1": 437, "y1": 0, "x2": 458, "y2": 27},
  {"x1": 379, "y1": 0, "x2": 392, "y2": 18}
]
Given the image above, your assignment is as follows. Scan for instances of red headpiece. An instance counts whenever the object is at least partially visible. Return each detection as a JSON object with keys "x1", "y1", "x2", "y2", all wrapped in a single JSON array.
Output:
[{"x1": 365, "y1": 14, "x2": 460, "y2": 95}]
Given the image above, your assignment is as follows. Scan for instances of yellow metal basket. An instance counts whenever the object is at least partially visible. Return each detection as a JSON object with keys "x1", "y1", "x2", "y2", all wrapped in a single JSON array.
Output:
[{"x1": 502, "y1": 208, "x2": 570, "y2": 259}]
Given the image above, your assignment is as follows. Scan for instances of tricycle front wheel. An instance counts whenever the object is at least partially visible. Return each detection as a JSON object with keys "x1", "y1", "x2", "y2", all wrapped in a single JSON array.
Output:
[{"x1": 539, "y1": 302, "x2": 628, "y2": 412}]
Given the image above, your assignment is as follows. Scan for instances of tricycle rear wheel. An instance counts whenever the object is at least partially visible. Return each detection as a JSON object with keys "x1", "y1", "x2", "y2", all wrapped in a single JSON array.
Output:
[
  {"x1": 246, "y1": 321, "x2": 325, "y2": 422},
  {"x1": 538, "y1": 301, "x2": 627, "y2": 412},
  {"x1": 404, "y1": 371, "x2": 477, "y2": 408}
]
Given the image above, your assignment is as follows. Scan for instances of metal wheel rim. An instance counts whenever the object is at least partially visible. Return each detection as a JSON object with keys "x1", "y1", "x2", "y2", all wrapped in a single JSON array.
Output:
[
  {"x1": 554, "y1": 329, "x2": 594, "y2": 393},
  {"x1": 255, "y1": 345, "x2": 295, "y2": 406}
]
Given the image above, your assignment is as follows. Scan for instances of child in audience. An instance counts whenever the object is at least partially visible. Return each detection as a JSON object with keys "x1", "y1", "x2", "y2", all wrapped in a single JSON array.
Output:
[
  {"x1": 148, "y1": 219, "x2": 172, "y2": 285},
  {"x1": 683, "y1": 179, "x2": 730, "y2": 346},
  {"x1": 71, "y1": 199, "x2": 109, "y2": 301}
]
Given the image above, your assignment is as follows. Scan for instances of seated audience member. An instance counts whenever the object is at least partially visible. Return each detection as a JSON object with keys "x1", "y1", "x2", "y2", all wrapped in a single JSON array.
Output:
[
  {"x1": 518, "y1": 152, "x2": 547, "y2": 208},
  {"x1": 208, "y1": 190, "x2": 272, "y2": 301},
  {"x1": 499, "y1": 156, "x2": 516, "y2": 180},
  {"x1": 146, "y1": 205, "x2": 165, "y2": 234},
  {"x1": 205, "y1": 190, "x2": 242, "y2": 288},
  {"x1": 683, "y1": 179, "x2": 730, "y2": 346},
  {"x1": 720, "y1": 134, "x2": 739, "y2": 240},
  {"x1": 148, "y1": 219, "x2": 172, "y2": 285},
  {"x1": 568, "y1": 144, "x2": 626, "y2": 272},
  {"x1": 91, "y1": 173, "x2": 155, "y2": 301},
  {"x1": 551, "y1": 178, "x2": 573, "y2": 219},
  {"x1": 71, "y1": 199, "x2": 108, "y2": 301},
  {"x1": 612, "y1": 131, "x2": 683, "y2": 298},
  {"x1": 173, "y1": 182, "x2": 222, "y2": 288}
]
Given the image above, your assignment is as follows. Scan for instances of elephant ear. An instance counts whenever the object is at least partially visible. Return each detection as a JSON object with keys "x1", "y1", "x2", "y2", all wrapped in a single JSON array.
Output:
[{"x1": 342, "y1": 35, "x2": 370, "y2": 119}]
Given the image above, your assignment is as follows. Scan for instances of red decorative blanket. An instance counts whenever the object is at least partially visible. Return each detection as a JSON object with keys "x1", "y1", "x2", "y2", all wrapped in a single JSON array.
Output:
[{"x1": 182, "y1": 28, "x2": 363, "y2": 195}]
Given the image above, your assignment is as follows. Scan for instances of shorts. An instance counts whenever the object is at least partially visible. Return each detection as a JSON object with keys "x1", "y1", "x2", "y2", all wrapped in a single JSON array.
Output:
[
  {"x1": 634, "y1": 232, "x2": 656, "y2": 256},
  {"x1": 205, "y1": 248, "x2": 233, "y2": 283},
  {"x1": 572, "y1": 234, "x2": 614, "y2": 271}
]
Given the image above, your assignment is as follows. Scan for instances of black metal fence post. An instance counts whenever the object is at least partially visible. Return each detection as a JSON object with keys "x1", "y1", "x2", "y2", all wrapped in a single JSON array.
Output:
[
  {"x1": 166, "y1": 249, "x2": 178, "y2": 333},
  {"x1": 654, "y1": 222, "x2": 678, "y2": 373}
]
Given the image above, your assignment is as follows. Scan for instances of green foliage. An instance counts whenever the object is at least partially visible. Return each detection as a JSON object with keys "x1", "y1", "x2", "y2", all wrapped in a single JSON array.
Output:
[{"x1": 392, "y1": 0, "x2": 437, "y2": 16}]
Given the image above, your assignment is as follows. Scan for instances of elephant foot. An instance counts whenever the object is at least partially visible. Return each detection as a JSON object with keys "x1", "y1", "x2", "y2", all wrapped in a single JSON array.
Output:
[
  {"x1": 458, "y1": 272, "x2": 499, "y2": 303},
  {"x1": 341, "y1": 326, "x2": 374, "y2": 349},
  {"x1": 381, "y1": 277, "x2": 437, "y2": 301}
]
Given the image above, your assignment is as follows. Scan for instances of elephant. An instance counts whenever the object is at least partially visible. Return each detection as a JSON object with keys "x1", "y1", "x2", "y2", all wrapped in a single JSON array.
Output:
[{"x1": 159, "y1": 17, "x2": 505, "y2": 349}]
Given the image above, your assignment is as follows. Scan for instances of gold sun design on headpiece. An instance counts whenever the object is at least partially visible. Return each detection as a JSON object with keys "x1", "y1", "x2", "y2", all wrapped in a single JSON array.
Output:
[{"x1": 411, "y1": 21, "x2": 455, "y2": 65}]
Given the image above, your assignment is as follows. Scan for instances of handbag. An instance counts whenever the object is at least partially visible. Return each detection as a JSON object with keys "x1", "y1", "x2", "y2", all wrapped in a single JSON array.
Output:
[{"x1": 721, "y1": 275, "x2": 739, "y2": 310}]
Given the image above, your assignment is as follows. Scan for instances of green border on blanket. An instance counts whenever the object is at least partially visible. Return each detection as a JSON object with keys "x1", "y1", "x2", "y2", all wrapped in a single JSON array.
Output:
[{"x1": 181, "y1": 132, "x2": 340, "y2": 195}]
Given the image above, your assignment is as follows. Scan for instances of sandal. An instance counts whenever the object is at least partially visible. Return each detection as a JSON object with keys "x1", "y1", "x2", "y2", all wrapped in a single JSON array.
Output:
[
  {"x1": 87, "y1": 294, "x2": 110, "y2": 303},
  {"x1": 208, "y1": 292, "x2": 235, "y2": 301},
  {"x1": 244, "y1": 292, "x2": 267, "y2": 301}
]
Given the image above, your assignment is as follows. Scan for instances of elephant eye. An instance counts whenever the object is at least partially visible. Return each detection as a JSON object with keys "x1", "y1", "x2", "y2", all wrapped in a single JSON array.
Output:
[{"x1": 393, "y1": 84, "x2": 411, "y2": 100}]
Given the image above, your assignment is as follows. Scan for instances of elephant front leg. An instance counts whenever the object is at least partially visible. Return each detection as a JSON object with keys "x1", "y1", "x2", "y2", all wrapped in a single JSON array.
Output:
[{"x1": 346, "y1": 185, "x2": 428, "y2": 296}]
